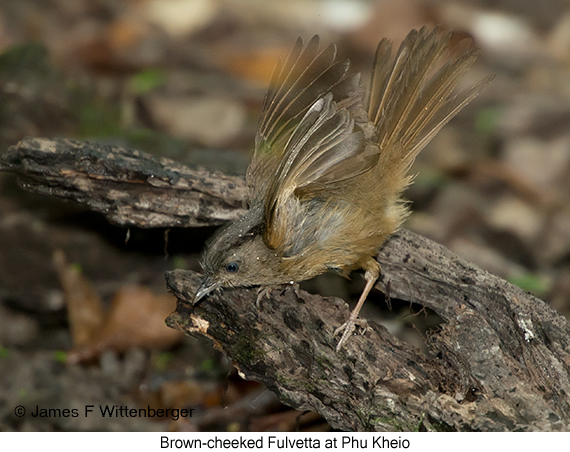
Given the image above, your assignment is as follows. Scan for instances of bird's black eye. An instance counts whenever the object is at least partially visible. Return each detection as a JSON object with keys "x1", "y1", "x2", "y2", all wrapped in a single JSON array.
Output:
[{"x1": 226, "y1": 262, "x2": 239, "y2": 273}]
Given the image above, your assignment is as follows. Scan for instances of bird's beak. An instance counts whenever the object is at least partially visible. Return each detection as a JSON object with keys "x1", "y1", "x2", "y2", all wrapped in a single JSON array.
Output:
[{"x1": 193, "y1": 278, "x2": 220, "y2": 305}]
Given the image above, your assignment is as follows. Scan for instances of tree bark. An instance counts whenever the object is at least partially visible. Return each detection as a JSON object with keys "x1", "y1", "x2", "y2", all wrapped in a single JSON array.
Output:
[
  {"x1": 2, "y1": 137, "x2": 570, "y2": 431},
  {"x1": 0, "y1": 137, "x2": 246, "y2": 227}
]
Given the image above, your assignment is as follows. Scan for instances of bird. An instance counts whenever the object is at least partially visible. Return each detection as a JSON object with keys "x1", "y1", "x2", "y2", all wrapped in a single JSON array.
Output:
[{"x1": 193, "y1": 27, "x2": 493, "y2": 351}]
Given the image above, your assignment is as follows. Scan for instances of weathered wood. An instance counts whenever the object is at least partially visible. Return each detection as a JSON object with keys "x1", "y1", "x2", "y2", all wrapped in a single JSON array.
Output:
[
  {"x1": 0, "y1": 137, "x2": 246, "y2": 227},
  {"x1": 165, "y1": 229, "x2": 570, "y2": 431},
  {"x1": 2, "y1": 137, "x2": 569, "y2": 431}
]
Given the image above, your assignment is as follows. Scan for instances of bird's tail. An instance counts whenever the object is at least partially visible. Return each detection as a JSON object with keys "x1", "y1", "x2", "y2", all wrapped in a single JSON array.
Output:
[{"x1": 368, "y1": 27, "x2": 493, "y2": 186}]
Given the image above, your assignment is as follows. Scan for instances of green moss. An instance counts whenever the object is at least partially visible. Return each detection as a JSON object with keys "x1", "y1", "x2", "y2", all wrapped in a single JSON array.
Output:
[
  {"x1": 232, "y1": 332, "x2": 265, "y2": 364},
  {"x1": 414, "y1": 412, "x2": 426, "y2": 431},
  {"x1": 364, "y1": 401, "x2": 420, "y2": 431},
  {"x1": 368, "y1": 414, "x2": 414, "y2": 431}
]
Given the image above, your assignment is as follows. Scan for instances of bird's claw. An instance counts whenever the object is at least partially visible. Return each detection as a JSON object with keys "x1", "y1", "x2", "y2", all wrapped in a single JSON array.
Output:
[
  {"x1": 255, "y1": 286, "x2": 272, "y2": 310},
  {"x1": 334, "y1": 318, "x2": 368, "y2": 351}
]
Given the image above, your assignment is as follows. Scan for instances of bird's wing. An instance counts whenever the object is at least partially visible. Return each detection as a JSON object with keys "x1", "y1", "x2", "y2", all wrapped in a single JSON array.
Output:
[{"x1": 246, "y1": 36, "x2": 379, "y2": 250}]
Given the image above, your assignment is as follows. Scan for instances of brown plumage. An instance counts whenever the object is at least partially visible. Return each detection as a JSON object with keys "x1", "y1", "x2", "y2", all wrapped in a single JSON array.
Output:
[{"x1": 195, "y1": 27, "x2": 493, "y2": 350}]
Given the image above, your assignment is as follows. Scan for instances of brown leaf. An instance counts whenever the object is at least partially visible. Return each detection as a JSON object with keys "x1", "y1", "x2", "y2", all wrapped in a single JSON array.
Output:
[
  {"x1": 67, "y1": 285, "x2": 182, "y2": 363},
  {"x1": 53, "y1": 250, "x2": 105, "y2": 348}
]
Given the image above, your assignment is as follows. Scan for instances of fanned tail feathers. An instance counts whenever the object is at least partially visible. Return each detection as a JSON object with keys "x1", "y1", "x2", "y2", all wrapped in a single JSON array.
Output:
[{"x1": 368, "y1": 27, "x2": 494, "y2": 182}]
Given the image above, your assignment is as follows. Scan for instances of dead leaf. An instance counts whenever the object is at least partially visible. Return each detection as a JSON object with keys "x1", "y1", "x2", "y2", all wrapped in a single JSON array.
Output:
[
  {"x1": 53, "y1": 250, "x2": 105, "y2": 348},
  {"x1": 67, "y1": 285, "x2": 182, "y2": 363},
  {"x1": 54, "y1": 250, "x2": 182, "y2": 363}
]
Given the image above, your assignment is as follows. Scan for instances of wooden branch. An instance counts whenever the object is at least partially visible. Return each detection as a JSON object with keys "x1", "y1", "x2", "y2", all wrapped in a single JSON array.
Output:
[
  {"x1": 2, "y1": 137, "x2": 570, "y2": 431},
  {"x1": 0, "y1": 137, "x2": 246, "y2": 227},
  {"x1": 165, "y1": 229, "x2": 570, "y2": 431}
]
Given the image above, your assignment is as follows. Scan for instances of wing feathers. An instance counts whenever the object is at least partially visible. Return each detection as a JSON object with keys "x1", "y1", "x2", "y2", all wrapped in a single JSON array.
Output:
[
  {"x1": 263, "y1": 94, "x2": 378, "y2": 249},
  {"x1": 258, "y1": 38, "x2": 337, "y2": 148},
  {"x1": 248, "y1": 35, "x2": 365, "y2": 208},
  {"x1": 248, "y1": 29, "x2": 491, "y2": 252}
]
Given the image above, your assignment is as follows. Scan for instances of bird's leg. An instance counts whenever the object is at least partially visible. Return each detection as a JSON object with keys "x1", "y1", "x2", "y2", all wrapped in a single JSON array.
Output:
[{"x1": 334, "y1": 260, "x2": 380, "y2": 351}]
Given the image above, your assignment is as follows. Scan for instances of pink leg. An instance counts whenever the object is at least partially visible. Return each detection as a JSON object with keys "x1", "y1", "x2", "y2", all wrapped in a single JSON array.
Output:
[{"x1": 334, "y1": 268, "x2": 378, "y2": 351}]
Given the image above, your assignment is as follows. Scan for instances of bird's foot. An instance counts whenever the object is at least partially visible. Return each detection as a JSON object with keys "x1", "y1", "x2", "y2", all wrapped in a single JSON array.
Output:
[
  {"x1": 333, "y1": 317, "x2": 368, "y2": 351},
  {"x1": 255, "y1": 286, "x2": 272, "y2": 310},
  {"x1": 255, "y1": 283, "x2": 297, "y2": 310}
]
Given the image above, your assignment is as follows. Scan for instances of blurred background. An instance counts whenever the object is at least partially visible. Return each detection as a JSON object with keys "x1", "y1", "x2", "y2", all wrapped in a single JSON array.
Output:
[{"x1": 1, "y1": 0, "x2": 570, "y2": 432}]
